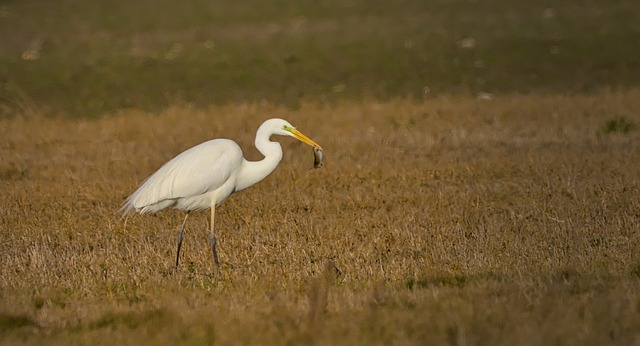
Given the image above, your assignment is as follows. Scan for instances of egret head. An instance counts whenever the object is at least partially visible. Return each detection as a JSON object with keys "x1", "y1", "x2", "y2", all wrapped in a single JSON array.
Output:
[{"x1": 264, "y1": 118, "x2": 323, "y2": 150}]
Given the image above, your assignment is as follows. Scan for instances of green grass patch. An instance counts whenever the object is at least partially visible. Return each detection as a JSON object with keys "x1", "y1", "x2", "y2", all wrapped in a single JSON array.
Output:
[
  {"x1": 85, "y1": 309, "x2": 171, "y2": 331},
  {"x1": 0, "y1": 313, "x2": 39, "y2": 331},
  {"x1": 604, "y1": 116, "x2": 635, "y2": 134}
]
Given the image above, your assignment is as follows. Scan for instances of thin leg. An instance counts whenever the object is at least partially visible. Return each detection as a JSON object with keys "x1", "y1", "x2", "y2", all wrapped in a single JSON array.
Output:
[
  {"x1": 209, "y1": 204, "x2": 220, "y2": 267},
  {"x1": 175, "y1": 212, "x2": 190, "y2": 269}
]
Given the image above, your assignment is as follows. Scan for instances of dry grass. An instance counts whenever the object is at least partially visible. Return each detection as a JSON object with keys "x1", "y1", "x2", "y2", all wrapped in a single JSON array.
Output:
[{"x1": 1, "y1": 90, "x2": 640, "y2": 344}]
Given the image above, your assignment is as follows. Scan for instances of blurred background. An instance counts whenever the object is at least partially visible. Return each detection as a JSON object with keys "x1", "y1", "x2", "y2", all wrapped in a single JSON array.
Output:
[{"x1": 1, "y1": 0, "x2": 638, "y2": 117}]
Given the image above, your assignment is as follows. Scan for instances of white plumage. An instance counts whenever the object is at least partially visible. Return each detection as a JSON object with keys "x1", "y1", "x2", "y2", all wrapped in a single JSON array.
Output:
[
  {"x1": 123, "y1": 139, "x2": 243, "y2": 214},
  {"x1": 122, "y1": 118, "x2": 323, "y2": 268}
]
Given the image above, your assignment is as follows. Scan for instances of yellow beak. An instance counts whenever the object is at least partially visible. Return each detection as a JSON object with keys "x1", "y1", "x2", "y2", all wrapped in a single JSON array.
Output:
[{"x1": 291, "y1": 128, "x2": 323, "y2": 150}]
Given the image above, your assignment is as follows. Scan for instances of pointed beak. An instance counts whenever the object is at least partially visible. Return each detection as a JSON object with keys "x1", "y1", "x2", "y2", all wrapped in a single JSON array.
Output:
[{"x1": 290, "y1": 128, "x2": 323, "y2": 150}]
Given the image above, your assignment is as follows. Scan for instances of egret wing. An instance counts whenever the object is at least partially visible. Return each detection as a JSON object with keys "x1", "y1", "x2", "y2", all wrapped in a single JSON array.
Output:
[{"x1": 123, "y1": 139, "x2": 243, "y2": 213}]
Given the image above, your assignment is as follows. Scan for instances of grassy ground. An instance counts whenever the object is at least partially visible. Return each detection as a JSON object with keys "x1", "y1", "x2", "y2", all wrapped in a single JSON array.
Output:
[
  {"x1": 1, "y1": 0, "x2": 640, "y2": 116},
  {"x1": 1, "y1": 91, "x2": 640, "y2": 344},
  {"x1": 2, "y1": 0, "x2": 640, "y2": 344}
]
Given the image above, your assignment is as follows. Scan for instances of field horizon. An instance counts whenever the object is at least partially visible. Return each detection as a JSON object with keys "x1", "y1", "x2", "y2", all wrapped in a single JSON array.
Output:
[{"x1": 2, "y1": 90, "x2": 640, "y2": 344}]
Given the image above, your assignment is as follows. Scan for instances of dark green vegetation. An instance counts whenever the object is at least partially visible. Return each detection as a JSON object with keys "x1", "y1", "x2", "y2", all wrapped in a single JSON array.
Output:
[{"x1": 1, "y1": 0, "x2": 640, "y2": 116}]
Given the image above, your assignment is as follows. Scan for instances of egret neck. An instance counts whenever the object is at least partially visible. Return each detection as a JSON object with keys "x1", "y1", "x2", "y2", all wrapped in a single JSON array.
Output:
[{"x1": 234, "y1": 127, "x2": 283, "y2": 192}]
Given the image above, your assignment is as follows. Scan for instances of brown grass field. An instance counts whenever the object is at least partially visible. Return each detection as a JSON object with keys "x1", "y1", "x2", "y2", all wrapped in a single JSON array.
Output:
[{"x1": 1, "y1": 90, "x2": 640, "y2": 344}]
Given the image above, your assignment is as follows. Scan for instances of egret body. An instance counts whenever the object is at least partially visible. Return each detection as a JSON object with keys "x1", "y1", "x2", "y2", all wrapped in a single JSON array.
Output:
[{"x1": 122, "y1": 118, "x2": 322, "y2": 268}]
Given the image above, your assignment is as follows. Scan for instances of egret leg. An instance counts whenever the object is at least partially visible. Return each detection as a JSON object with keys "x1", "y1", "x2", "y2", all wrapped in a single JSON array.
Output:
[
  {"x1": 209, "y1": 204, "x2": 220, "y2": 267},
  {"x1": 175, "y1": 212, "x2": 190, "y2": 269}
]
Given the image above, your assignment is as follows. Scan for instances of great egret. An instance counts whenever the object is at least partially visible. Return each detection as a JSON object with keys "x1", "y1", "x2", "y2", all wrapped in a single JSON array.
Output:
[{"x1": 121, "y1": 118, "x2": 323, "y2": 268}]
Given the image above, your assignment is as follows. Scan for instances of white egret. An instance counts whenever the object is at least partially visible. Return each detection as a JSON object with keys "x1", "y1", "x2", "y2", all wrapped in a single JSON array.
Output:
[{"x1": 121, "y1": 118, "x2": 323, "y2": 268}]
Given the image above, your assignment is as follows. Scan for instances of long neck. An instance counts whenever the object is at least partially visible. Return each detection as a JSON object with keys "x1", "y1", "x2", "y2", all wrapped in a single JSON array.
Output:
[{"x1": 235, "y1": 128, "x2": 283, "y2": 192}]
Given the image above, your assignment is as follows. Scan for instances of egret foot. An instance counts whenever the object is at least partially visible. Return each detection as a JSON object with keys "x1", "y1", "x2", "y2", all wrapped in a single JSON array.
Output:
[
  {"x1": 175, "y1": 212, "x2": 190, "y2": 270},
  {"x1": 210, "y1": 233, "x2": 220, "y2": 268},
  {"x1": 175, "y1": 229, "x2": 184, "y2": 269}
]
